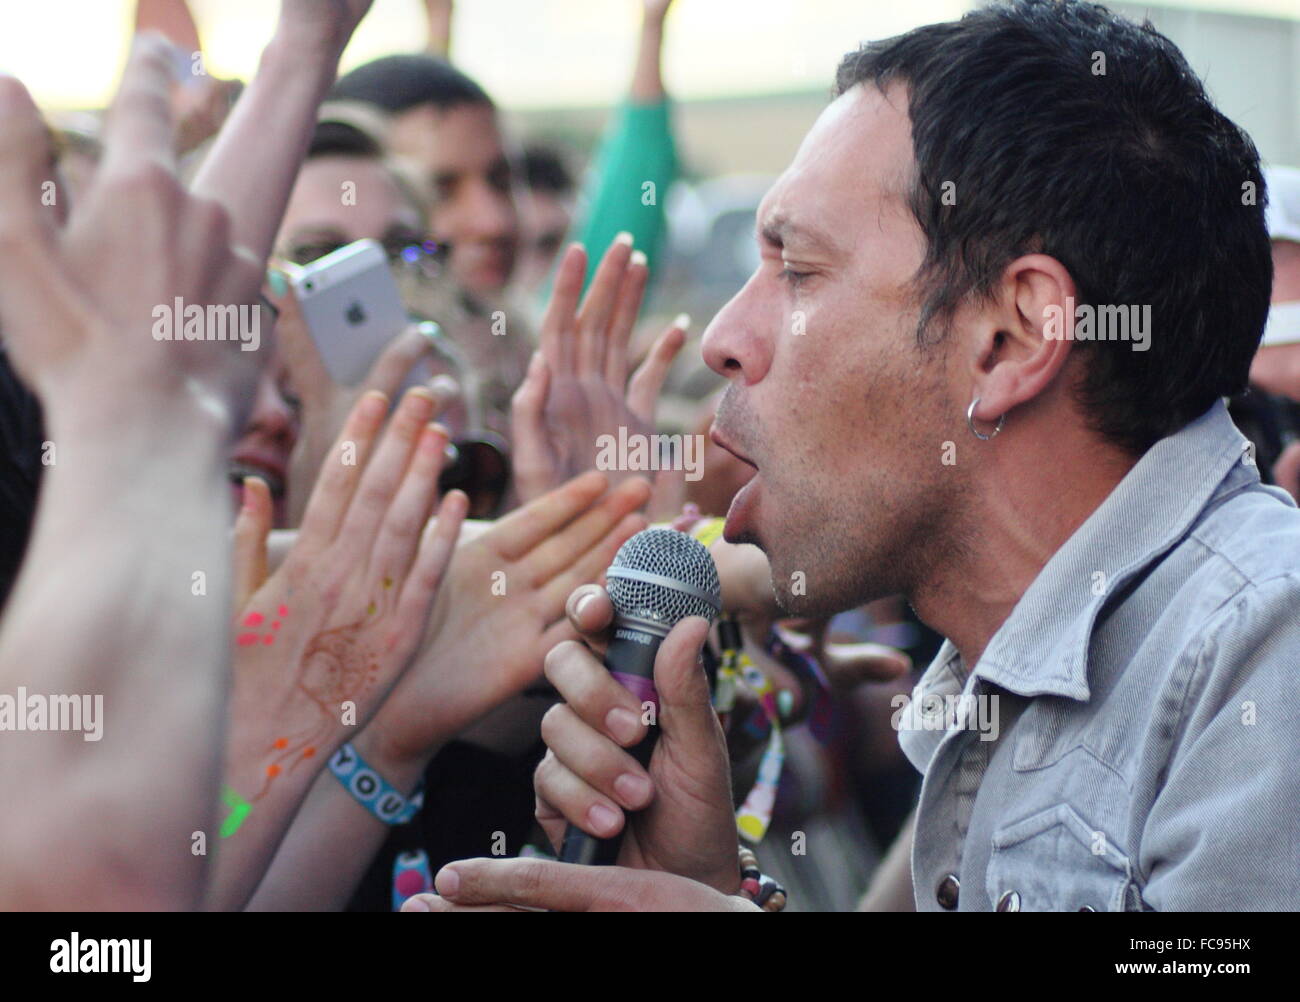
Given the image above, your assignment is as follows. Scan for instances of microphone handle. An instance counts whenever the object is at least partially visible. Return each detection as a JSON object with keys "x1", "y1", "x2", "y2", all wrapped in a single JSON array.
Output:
[{"x1": 559, "y1": 625, "x2": 663, "y2": 866}]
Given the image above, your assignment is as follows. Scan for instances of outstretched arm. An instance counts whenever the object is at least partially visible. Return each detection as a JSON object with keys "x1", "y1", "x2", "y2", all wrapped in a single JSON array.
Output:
[
  {"x1": 0, "y1": 41, "x2": 265, "y2": 910},
  {"x1": 190, "y1": 0, "x2": 374, "y2": 266}
]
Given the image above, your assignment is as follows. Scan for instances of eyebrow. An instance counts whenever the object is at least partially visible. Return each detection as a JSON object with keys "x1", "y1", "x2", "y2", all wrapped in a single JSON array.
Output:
[
  {"x1": 758, "y1": 214, "x2": 841, "y2": 257},
  {"x1": 290, "y1": 226, "x2": 348, "y2": 241}
]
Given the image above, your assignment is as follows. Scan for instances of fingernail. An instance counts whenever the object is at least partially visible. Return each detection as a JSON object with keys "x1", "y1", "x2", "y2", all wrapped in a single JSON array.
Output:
[
  {"x1": 434, "y1": 867, "x2": 460, "y2": 898},
  {"x1": 588, "y1": 803, "x2": 621, "y2": 835},
  {"x1": 606, "y1": 706, "x2": 641, "y2": 745},
  {"x1": 401, "y1": 895, "x2": 431, "y2": 912},
  {"x1": 673, "y1": 313, "x2": 691, "y2": 332},
  {"x1": 630, "y1": 249, "x2": 647, "y2": 268},
  {"x1": 614, "y1": 772, "x2": 652, "y2": 807},
  {"x1": 266, "y1": 270, "x2": 288, "y2": 298},
  {"x1": 575, "y1": 591, "x2": 596, "y2": 619},
  {"x1": 416, "y1": 320, "x2": 443, "y2": 343},
  {"x1": 361, "y1": 391, "x2": 388, "y2": 418},
  {"x1": 777, "y1": 689, "x2": 795, "y2": 719},
  {"x1": 428, "y1": 374, "x2": 461, "y2": 403},
  {"x1": 240, "y1": 476, "x2": 258, "y2": 511},
  {"x1": 615, "y1": 231, "x2": 633, "y2": 247}
]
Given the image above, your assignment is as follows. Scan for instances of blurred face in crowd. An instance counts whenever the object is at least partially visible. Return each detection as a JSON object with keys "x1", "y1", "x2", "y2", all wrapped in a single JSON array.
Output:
[
  {"x1": 276, "y1": 154, "x2": 425, "y2": 265},
  {"x1": 703, "y1": 82, "x2": 969, "y2": 618},
  {"x1": 228, "y1": 356, "x2": 301, "y2": 528},
  {"x1": 516, "y1": 186, "x2": 573, "y2": 292},
  {"x1": 388, "y1": 102, "x2": 519, "y2": 298},
  {"x1": 1249, "y1": 239, "x2": 1300, "y2": 400}
]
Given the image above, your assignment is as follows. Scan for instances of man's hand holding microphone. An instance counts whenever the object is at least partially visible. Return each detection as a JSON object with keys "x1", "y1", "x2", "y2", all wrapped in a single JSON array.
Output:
[{"x1": 402, "y1": 533, "x2": 756, "y2": 912}]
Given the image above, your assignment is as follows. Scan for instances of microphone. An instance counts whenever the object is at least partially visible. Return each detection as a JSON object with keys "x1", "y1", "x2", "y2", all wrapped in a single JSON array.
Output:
[{"x1": 558, "y1": 527, "x2": 721, "y2": 866}]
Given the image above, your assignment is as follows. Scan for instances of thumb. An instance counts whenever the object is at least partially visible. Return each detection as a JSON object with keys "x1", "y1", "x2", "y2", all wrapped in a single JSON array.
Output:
[
  {"x1": 232, "y1": 476, "x2": 273, "y2": 610},
  {"x1": 509, "y1": 350, "x2": 554, "y2": 501},
  {"x1": 651, "y1": 616, "x2": 715, "y2": 755}
]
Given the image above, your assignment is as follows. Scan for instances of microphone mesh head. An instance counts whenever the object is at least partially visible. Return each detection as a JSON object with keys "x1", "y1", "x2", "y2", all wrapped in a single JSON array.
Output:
[{"x1": 606, "y1": 528, "x2": 721, "y2": 629}]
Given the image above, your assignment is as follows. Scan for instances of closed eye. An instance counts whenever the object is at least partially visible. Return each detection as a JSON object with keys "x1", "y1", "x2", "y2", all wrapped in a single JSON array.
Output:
[{"x1": 779, "y1": 267, "x2": 813, "y2": 288}]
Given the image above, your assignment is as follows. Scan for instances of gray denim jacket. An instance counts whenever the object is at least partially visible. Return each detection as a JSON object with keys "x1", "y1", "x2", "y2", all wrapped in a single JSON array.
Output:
[{"x1": 899, "y1": 400, "x2": 1300, "y2": 911}]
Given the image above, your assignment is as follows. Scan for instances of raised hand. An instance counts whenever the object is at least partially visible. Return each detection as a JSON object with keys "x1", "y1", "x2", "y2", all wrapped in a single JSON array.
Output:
[
  {"x1": 0, "y1": 42, "x2": 269, "y2": 909},
  {"x1": 236, "y1": 472, "x2": 650, "y2": 911},
  {"x1": 363, "y1": 472, "x2": 652, "y2": 769},
  {"x1": 0, "y1": 40, "x2": 264, "y2": 425},
  {"x1": 276, "y1": 0, "x2": 375, "y2": 58},
  {"x1": 510, "y1": 237, "x2": 686, "y2": 505},
  {"x1": 227, "y1": 387, "x2": 465, "y2": 786},
  {"x1": 212, "y1": 386, "x2": 465, "y2": 909},
  {"x1": 643, "y1": 0, "x2": 675, "y2": 24}
]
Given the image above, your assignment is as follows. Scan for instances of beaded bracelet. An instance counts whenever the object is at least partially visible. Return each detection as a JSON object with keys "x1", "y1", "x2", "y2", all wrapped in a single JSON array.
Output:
[
  {"x1": 328, "y1": 741, "x2": 424, "y2": 825},
  {"x1": 738, "y1": 845, "x2": 787, "y2": 912}
]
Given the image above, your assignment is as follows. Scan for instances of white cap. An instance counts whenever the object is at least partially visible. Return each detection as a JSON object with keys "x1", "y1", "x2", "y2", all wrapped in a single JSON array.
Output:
[
  {"x1": 1262, "y1": 167, "x2": 1300, "y2": 347},
  {"x1": 1265, "y1": 165, "x2": 1300, "y2": 245}
]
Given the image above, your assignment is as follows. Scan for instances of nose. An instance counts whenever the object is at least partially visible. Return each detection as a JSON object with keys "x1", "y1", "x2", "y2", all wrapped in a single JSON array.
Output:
[
  {"x1": 457, "y1": 176, "x2": 518, "y2": 245},
  {"x1": 701, "y1": 271, "x2": 775, "y2": 384},
  {"x1": 246, "y1": 371, "x2": 298, "y2": 449}
]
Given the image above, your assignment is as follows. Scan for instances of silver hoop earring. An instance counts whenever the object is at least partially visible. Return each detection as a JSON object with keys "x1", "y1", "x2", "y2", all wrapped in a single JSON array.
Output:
[{"x1": 967, "y1": 397, "x2": 1005, "y2": 441}]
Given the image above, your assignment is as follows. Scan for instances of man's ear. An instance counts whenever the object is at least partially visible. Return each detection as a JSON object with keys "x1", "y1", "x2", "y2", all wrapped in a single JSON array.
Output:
[{"x1": 967, "y1": 253, "x2": 1077, "y2": 426}]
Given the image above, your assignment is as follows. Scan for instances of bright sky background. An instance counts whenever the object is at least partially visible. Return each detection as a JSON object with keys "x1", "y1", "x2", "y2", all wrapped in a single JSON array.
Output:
[{"x1": 0, "y1": 0, "x2": 1296, "y2": 111}]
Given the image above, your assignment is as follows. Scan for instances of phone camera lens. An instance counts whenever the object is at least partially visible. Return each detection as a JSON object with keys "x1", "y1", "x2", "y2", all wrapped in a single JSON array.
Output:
[{"x1": 304, "y1": 280, "x2": 315, "y2": 292}]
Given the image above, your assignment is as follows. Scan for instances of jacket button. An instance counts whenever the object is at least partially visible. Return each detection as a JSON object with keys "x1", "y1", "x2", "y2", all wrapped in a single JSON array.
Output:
[
  {"x1": 936, "y1": 874, "x2": 960, "y2": 910},
  {"x1": 996, "y1": 890, "x2": 1021, "y2": 912},
  {"x1": 1078, "y1": 905, "x2": 1096, "y2": 912}
]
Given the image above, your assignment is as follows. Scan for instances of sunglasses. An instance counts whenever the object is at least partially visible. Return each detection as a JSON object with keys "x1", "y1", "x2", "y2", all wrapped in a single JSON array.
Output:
[
  {"x1": 285, "y1": 235, "x2": 450, "y2": 282},
  {"x1": 437, "y1": 433, "x2": 510, "y2": 519}
]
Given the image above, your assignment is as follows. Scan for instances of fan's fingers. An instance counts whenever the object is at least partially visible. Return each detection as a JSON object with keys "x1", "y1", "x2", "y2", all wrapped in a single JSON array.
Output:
[
  {"x1": 333, "y1": 387, "x2": 440, "y2": 563},
  {"x1": 367, "y1": 422, "x2": 451, "y2": 592},
  {"x1": 539, "y1": 243, "x2": 586, "y2": 374},
  {"x1": 626, "y1": 317, "x2": 688, "y2": 423},
  {"x1": 98, "y1": 33, "x2": 179, "y2": 178},
  {"x1": 396, "y1": 488, "x2": 469, "y2": 619},
  {"x1": 488, "y1": 471, "x2": 608, "y2": 563},
  {"x1": 538, "y1": 512, "x2": 647, "y2": 613},
  {"x1": 523, "y1": 478, "x2": 650, "y2": 585},
  {"x1": 295, "y1": 390, "x2": 390, "y2": 551},
  {"x1": 604, "y1": 250, "x2": 649, "y2": 389},
  {"x1": 574, "y1": 233, "x2": 633, "y2": 376},
  {"x1": 232, "y1": 476, "x2": 273, "y2": 609}
]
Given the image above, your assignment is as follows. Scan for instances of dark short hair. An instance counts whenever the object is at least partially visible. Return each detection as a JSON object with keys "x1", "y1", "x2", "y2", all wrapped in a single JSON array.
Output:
[
  {"x1": 521, "y1": 143, "x2": 576, "y2": 196},
  {"x1": 835, "y1": 0, "x2": 1272, "y2": 454},
  {"x1": 331, "y1": 54, "x2": 493, "y2": 115},
  {"x1": 307, "y1": 119, "x2": 383, "y2": 161}
]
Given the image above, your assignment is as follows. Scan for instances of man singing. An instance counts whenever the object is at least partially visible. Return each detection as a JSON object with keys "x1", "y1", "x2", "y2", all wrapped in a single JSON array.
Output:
[{"x1": 409, "y1": 0, "x2": 1300, "y2": 912}]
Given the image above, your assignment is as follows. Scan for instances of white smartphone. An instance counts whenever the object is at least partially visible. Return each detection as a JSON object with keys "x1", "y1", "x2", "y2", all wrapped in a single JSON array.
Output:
[{"x1": 288, "y1": 239, "x2": 410, "y2": 386}]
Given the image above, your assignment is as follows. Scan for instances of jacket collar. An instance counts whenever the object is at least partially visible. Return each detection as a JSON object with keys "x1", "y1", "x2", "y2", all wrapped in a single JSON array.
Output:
[{"x1": 946, "y1": 400, "x2": 1253, "y2": 701}]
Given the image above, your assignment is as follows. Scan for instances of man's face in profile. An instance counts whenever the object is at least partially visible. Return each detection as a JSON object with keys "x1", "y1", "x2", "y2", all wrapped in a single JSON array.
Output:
[{"x1": 703, "y1": 82, "x2": 971, "y2": 617}]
